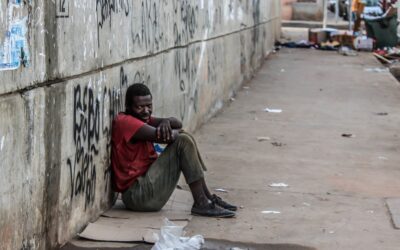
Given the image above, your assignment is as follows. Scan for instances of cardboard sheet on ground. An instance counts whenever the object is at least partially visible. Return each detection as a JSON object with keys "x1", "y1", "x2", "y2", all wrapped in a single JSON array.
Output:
[{"x1": 79, "y1": 189, "x2": 193, "y2": 243}]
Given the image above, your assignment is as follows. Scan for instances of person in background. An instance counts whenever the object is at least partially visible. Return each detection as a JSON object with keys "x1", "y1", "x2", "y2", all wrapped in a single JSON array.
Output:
[{"x1": 352, "y1": 0, "x2": 366, "y2": 33}]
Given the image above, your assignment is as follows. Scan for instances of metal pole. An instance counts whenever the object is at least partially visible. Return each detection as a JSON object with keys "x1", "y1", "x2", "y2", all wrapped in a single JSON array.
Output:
[
  {"x1": 335, "y1": 0, "x2": 339, "y2": 23},
  {"x1": 348, "y1": 0, "x2": 352, "y2": 31},
  {"x1": 323, "y1": 0, "x2": 328, "y2": 28}
]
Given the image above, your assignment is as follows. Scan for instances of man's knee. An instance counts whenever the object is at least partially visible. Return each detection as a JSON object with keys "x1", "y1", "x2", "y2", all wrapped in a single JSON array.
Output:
[{"x1": 175, "y1": 133, "x2": 194, "y2": 146}]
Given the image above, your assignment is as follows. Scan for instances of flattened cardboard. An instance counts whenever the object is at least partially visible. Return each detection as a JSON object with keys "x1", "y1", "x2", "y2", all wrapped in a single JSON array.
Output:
[
  {"x1": 79, "y1": 189, "x2": 193, "y2": 243},
  {"x1": 79, "y1": 219, "x2": 189, "y2": 243}
]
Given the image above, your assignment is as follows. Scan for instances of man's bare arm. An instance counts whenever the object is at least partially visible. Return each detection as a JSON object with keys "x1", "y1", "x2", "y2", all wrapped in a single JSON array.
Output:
[
  {"x1": 131, "y1": 123, "x2": 180, "y2": 144},
  {"x1": 150, "y1": 117, "x2": 182, "y2": 129},
  {"x1": 149, "y1": 117, "x2": 182, "y2": 141}
]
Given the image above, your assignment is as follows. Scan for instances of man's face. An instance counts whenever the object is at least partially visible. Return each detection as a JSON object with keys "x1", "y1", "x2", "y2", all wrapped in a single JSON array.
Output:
[{"x1": 130, "y1": 95, "x2": 152, "y2": 122}]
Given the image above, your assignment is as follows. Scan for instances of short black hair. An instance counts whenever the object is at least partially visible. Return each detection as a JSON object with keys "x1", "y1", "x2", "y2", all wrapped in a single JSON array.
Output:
[{"x1": 125, "y1": 83, "x2": 152, "y2": 109}]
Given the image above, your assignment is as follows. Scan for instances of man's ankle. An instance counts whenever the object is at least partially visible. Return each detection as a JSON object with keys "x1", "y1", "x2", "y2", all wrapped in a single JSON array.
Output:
[{"x1": 193, "y1": 199, "x2": 211, "y2": 208}]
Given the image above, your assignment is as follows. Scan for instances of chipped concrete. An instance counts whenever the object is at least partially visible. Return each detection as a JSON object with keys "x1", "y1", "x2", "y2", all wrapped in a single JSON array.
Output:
[{"x1": 386, "y1": 198, "x2": 400, "y2": 229}]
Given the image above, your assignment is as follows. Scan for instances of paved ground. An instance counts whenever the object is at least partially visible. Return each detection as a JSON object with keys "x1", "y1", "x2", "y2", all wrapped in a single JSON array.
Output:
[
  {"x1": 182, "y1": 48, "x2": 400, "y2": 250},
  {"x1": 67, "y1": 46, "x2": 400, "y2": 249}
]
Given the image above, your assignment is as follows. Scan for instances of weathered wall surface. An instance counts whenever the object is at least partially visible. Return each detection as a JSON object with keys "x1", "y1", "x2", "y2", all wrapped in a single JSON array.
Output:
[
  {"x1": 0, "y1": 0, "x2": 281, "y2": 249},
  {"x1": 281, "y1": 0, "x2": 323, "y2": 21}
]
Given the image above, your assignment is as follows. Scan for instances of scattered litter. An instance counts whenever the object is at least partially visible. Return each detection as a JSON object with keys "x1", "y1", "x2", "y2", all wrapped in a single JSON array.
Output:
[
  {"x1": 243, "y1": 86, "x2": 250, "y2": 89},
  {"x1": 341, "y1": 133, "x2": 355, "y2": 138},
  {"x1": 257, "y1": 136, "x2": 271, "y2": 142},
  {"x1": 214, "y1": 188, "x2": 228, "y2": 193},
  {"x1": 271, "y1": 142, "x2": 285, "y2": 147},
  {"x1": 338, "y1": 46, "x2": 357, "y2": 56},
  {"x1": 279, "y1": 40, "x2": 313, "y2": 49},
  {"x1": 319, "y1": 40, "x2": 340, "y2": 50},
  {"x1": 373, "y1": 53, "x2": 393, "y2": 64},
  {"x1": 264, "y1": 108, "x2": 282, "y2": 113},
  {"x1": 261, "y1": 210, "x2": 281, "y2": 214},
  {"x1": 378, "y1": 156, "x2": 388, "y2": 160},
  {"x1": 239, "y1": 206, "x2": 244, "y2": 209},
  {"x1": 302, "y1": 202, "x2": 311, "y2": 207},
  {"x1": 322, "y1": 229, "x2": 335, "y2": 234},
  {"x1": 373, "y1": 47, "x2": 400, "y2": 64},
  {"x1": 269, "y1": 183, "x2": 289, "y2": 188},
  {"x1": 280, "y1": 69, "x2": 285, "y2": 73},
  {"x1": 230, "y1": 97, "x2": 235, "y2": 102},
  {"x1": 309, "y1": 28, "x2": 338, "y2": 44},
  {"x1": 353, "y1": 36, "x2": 374, "y2": 51},
  {"x1": 152, "y1": 218, "x2": 204, "y2": 250},
  {"x1": 366, "y1": 210, "x2": 374, "y2": 214},
  {"x1": 376, "y1": 112, "x2": 388, "y2": 116},
  {"x1": 364, "y1": 67, "x2": 389, "y2": 73},
  {"x1": 231, "y1": 247, "x2": 246, "y2": 250},
  {"x1": 331, "y1": 31, "x2": 354, "y2": 48}
]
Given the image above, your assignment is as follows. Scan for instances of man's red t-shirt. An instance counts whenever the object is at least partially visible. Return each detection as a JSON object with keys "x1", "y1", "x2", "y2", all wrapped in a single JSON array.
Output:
[{"x1": 111, "y1": 113, "x2": 158, "y2": 192}]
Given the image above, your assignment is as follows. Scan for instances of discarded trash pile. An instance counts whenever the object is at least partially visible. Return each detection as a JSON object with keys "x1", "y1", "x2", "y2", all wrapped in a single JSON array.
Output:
[
  {"x1": 277, "y1": 1, "x2": 400, "y2": 63},
  {"x1": 277, "y1": 28, "x2": 375, "y2": 54},
  {"x1": 373, "y1": 47, "x2": 400, "y2": 64},
  {"x1": 277, "y1": 26, "x2": 400, "y2": 69}
]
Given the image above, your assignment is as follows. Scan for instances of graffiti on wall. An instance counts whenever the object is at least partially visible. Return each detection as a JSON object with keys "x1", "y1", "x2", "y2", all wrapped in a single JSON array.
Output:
[
  {"x1": 172, "y1": 1, "x2": 199, "y2": 46},
  {"x1": 100, "y1": 67, "x2": 129, "y2": 192},
  {"x1": 131, "y1": 0, "x2": 166, "y2": 52},
  {"x1": 96, "y1": 0, "x2": 130, "y2": 46},
  {"x1": 0, "y1": 1, "x2": 29, "y2": 71},
  {"x1": 67, "y1": 82, "x2": 100, "y2": 209},
  {"x1": 174, "y1": 47, "x2": 198, "y2": 121},
  {"x1": 95, "y1": 0, "x2": 201, "y2": 53},
  {"x1": 66, "y1": 67, "x2": 152, "y2": 209}
]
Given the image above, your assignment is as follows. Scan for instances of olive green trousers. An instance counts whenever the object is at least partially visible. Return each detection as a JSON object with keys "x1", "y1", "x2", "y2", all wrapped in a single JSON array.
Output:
[{"x1": 122, "y1": 132, "x2": 206, "y2": 211}]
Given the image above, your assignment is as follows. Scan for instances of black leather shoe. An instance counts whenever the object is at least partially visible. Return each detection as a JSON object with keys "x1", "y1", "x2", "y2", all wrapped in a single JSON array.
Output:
[
  {"x1": 191, "y1": 202, "x2": 236, "y2": 218},
  {"x1": 211, "y1": 194, "x2": 237, "y2": 211}
]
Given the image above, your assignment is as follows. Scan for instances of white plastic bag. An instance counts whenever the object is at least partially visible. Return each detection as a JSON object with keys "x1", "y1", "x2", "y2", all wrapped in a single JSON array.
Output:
[{"x1": 151, "y1": 218, "x2": 204, "y2": 250}]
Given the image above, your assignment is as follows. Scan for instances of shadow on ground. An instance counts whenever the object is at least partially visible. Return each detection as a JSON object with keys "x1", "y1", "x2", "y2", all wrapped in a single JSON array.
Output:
[{"x1": 61, "y1": 238, "x2": 315, "y2": 250}]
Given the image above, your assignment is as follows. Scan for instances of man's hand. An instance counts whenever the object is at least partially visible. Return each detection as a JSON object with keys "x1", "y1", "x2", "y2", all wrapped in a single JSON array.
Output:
[{"x1": 157, "y1": 119, "x2": 172, "y2": 142}]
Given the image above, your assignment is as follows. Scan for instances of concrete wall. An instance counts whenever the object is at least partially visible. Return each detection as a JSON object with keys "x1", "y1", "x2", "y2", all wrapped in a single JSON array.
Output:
[
  {"x1": 0, "y1": 0, "x2": 281, "y2": 249},
  {"x1": 281, "y1": 0, "x2": 298, "y2": 20},
  {"x1": 281, "y1": 0, "x2": 323, "y2": 21}
]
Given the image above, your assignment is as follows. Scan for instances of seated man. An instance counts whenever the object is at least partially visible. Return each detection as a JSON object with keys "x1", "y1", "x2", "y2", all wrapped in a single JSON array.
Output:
[{"x1": 111, "y1": 83, "x2": 236, "y2": 218}]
